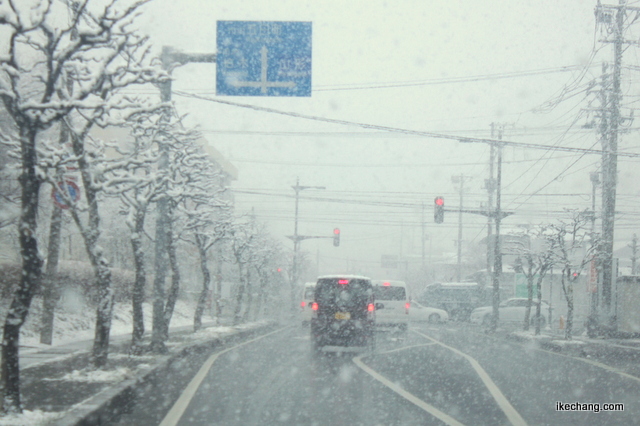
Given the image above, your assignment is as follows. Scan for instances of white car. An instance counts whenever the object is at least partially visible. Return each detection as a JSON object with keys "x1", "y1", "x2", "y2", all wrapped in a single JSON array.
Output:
[
  {"x1": 299, "y1": 282, "x2": 316, "y2": 326},
  {"x1": 408, "y1": 301, "x2": 449, "y2": 324},
  {"x1": 372, "y1": 280, "x2": 409, "y2": 331},
  {"x1": 469, "y1": 298, "x2": 549, "y2": 327}
]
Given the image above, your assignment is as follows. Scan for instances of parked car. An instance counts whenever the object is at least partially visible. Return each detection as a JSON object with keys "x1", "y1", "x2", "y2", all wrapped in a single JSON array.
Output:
[
  {"x1": 299, "y1": 282, "x2": 316, "y2": 326},
  {"x1": 310, "y1": 275, "x2": 376, "y2": 353},
  {"x1": 372, "y1": 280, "x2": 409, "y2": 332},
  {"x1": 469, "y1": 298, "x2": 549, "y2": 327},
  {"x1": 409, "y1": 301, "x2": 449, "y2": 324}
]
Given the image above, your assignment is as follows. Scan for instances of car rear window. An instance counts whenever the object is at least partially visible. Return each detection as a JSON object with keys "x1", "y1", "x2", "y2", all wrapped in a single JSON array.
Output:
[
  {"x1": 373, "y1": 286, "x2": 406, "y2": 301},
  {"x1": 303, "y1": 287, "x2": 315, "y2": 299},
  {"x1": 315, "y1": 278, "x2": 372, "y2": 311}
]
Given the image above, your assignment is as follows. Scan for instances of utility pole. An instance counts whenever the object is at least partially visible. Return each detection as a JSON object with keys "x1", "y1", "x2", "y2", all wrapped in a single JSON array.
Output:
[
  {"x1": 490, "y1": 123, "x2": 504, "y2": 333},
  {"x1": 630, "y1": 234, "x2": 638, "y2": 275},
  {"x1": 486, "y1": 131, "x2": 496, "y2": 286},
  {"x1": 595, "y1": 0, "x2": 630, "y2": 323},
  {"x1": 452, "y1": 174, "x2": 471, "y2": 281},
  {"x1": 589, "y1": 171, "x2": 600, "y2": 320},
  {"x1": 421, "y1": 203, "x2": 426, "y2": 270},
  {"x1": 290, "y1": 177, "x2": 325, "y2": 309}
]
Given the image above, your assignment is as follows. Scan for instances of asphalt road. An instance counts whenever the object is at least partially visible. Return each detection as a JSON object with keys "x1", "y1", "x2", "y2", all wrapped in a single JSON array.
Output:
[{"x1": 111, "y1": 323, "x2": 640, "y2": 425}]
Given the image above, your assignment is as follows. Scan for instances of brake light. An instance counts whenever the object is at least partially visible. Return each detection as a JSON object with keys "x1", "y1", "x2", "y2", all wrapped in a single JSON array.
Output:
[
  {"x1": 311, "y1": 302, "x2": 318, "y2": 311},
  {"x1": 301, "y1": 301, "x2": 306, "y2": 308},
  {"x1": 368, "y1": 303, "x2": 375, "y2": 312},
  {"x1": 405, "y1": 302, "x2": 410, "y2": 314},
  {"x1": 383, "y1": 282, "x2": 390, "y2": 286},
  {"x1": 338, "y1": 279, "x2": 349, "y2": 285}
]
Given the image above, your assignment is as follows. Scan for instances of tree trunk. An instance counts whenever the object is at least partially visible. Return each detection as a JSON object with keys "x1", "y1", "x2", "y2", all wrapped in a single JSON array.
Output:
[
  {"x1": 40, "y1": 205, "x2": 63, "y2": 345},
  {"x1": 523, "y1": 274, "x2": 533, "y2": 331},
  {"x1": 130, "y1": 212, "x2": 146, "y2": 355},
  {"x1": 534, "y1": 274, "x2": 544, "y2": 335},
  {"x1": 565, "y1": 272, "x2": 574, "y2": 340},
  {"x1": 2, "y1": 127, "x2": 42, "y2": 413},
  {"x1": 194, "y1": 244, "x2": 211, "y2": 332},
  {"x1": 214, "y1": 255, "x2": 223, "y2": 325},
  {"x1": 242, "y1": 269, "x2": 253, "y2": 322},
  {"x1": 151, "y1": 196, "x2": 169, "y2": 354},
  {"x1": 162, "y1": 217, "x2": 180, "y2": 341},
  {"x1": 233, "y1": 264, "x2": 246, "y2": 325}
]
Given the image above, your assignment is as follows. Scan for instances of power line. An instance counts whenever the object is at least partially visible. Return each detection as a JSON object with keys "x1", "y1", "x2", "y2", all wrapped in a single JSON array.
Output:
[{"x1": 174, "y1": 90, "x2": 640, "y2": 158}]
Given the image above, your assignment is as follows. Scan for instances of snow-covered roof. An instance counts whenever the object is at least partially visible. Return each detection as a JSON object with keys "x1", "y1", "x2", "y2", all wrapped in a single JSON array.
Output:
[{"x1": 317, "y1": 274, "x2": 372, "y2": 280}]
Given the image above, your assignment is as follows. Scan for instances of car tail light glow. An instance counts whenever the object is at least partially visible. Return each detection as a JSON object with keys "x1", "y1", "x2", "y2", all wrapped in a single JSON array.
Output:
[
  {"x1": 338, "y1": 279, "x2": 349, "y2": 285},
  {"x1": 311, "y1": 302, "x2": 318, "y2": 311},
  {"x1": 367, "y1": 303, "x2": 375, "y2": 312},
  {"x1": 301, "y1": 301, "x2": 306, "y2": 308},
  {"x1": 383, "y1": 282, "x2": 390, "y2": 286}
]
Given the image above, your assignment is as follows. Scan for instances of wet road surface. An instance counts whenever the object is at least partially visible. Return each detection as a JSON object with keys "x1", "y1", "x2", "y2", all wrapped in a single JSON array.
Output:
[{"x1": 112, "y1": 323, "x2": 640, "y2": 425}]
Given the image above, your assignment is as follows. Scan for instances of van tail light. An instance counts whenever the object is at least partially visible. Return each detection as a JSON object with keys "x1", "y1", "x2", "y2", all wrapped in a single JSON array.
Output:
[
  {"x1": 368, "y1": 303, "x2": 375, "y2": 312},
  {"x1": 405, "y1": 302, "x2": 410, "y2": 314},
  {"x1": 311, "y1": 302, "x2": 318, "y2": 311},
  {"x1": 301, "y1": 301, "x2": 306, "y2": 308}
]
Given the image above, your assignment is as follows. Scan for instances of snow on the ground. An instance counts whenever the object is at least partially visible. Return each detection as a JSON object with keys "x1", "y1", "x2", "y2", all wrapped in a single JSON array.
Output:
[
  {"x1": 0, "y1": 410, "x2": 64, "y2": 426},
  {"x1": 550, "y1": 339, "x2": 586, "y2": 346},
  {"x1": 0, "y1": 292, "x2": 210, "y2": 348},
  {"x1": 511, "y1": 331, "x2": 551, "y2": 340},
  {"x1": 45, "y1": 366, "x2": 135, "y2": 383}
]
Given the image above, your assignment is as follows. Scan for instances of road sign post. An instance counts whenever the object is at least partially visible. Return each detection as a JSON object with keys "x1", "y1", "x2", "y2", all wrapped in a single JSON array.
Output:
[{"x1": 217, "y1": 21, "x2": 312, "y2": 97}]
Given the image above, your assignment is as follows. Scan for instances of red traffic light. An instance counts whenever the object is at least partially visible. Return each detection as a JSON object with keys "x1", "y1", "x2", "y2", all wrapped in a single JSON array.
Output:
[
  {"x1": 434, "y1": 197, "x2": 444, "y2": 223},
  {"x1": 333, "y1": 228, "x2": 340, "y2": 246}
]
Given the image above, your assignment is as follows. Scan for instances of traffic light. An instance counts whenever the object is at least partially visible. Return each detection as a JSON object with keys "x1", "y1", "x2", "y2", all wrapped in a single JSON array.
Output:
[
  {"x1": 434, "y1": 197, "x2": 444, "y2": 223},
  {"x1": 333, "y1": 228, "x2": 340, "y2": 246}
]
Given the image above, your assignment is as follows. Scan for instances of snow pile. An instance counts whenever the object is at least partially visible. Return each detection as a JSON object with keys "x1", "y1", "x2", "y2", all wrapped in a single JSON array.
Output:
[
  {"x1": 0, "y1": 410, "x2": 64, "y2": 425},
  {"x1": 47, "y1": 366, "x2": 134, "y2": 383}
]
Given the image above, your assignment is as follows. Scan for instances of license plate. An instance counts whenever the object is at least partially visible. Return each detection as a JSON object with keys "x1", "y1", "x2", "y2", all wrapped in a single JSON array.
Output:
[{"x1": 335, "y1": 312, "x2": 351, "y2": 320}]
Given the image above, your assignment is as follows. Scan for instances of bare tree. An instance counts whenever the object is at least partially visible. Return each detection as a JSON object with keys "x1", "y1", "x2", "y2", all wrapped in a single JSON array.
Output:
[
  {"x1": 177, "y1": 143, "x2": 232, "y2": 331},
  {"x1": 227, "y1": 218, "x2": 259, "y2": 325},
  {"x1": 511, "y1": 225, "x2": 556, "y2": 334},
  {"x1": 550, "y1": 210, "x2": 596, "y2": 340},
  {"x1": 0, "y1": 0, "x2": 162, "y2": 410}
]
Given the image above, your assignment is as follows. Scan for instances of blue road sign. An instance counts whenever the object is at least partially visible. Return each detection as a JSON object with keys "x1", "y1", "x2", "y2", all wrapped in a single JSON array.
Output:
[{"x1": 217, "y1": 21, "x2": 312, "y2": 97}]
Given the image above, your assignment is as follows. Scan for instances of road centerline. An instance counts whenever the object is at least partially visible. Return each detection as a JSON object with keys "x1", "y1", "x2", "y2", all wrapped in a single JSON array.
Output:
[
  {"x1": 412, "y1": 329, "x2": 528, "y2": 426},
  {"x1": 353, "y1": 343, "x2": 465, "y2": 426}
]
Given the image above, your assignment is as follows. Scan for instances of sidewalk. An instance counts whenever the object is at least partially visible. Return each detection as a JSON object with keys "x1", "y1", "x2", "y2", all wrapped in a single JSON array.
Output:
[
  {"x1": 0, "y1": 320, "x2": 276, "y2": 426},
  {"x1": 505, "y1": 328, "x2": 640, "y2": 379}
]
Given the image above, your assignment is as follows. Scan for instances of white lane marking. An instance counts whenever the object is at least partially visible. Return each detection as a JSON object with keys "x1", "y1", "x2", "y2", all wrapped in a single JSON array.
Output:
[
  {"x1": 353, "y1": 350, "x2": 465, "y2": 426},
  {"x1": 159, "y1": 326, "x2": 291, "y2": 426},
  {"x1": 376, "y1": 342, "x2": 436, "y2": 355},
  {"x1": 413, "y1": 330, "x2": 528, "y2": 426}
]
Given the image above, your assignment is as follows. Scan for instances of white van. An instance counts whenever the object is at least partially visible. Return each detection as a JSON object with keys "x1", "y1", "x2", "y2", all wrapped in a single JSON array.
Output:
[
  {"x1": 372, "y1": 280, "x2": 410, "y2": 331},
  {"x1": 299, "y1": 282, "x2": 316, "y2": 326}
]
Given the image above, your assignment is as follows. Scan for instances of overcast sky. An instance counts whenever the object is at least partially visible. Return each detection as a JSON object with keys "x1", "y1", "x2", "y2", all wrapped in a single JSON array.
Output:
[{"x1": 137, "y1": 1, "x2": 640, "y2": 280}]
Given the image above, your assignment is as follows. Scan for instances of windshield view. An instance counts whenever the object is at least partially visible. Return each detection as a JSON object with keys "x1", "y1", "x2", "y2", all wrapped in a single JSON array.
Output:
[{"x1": 0, "y1": 0, "x2": 639, "y2": 425}]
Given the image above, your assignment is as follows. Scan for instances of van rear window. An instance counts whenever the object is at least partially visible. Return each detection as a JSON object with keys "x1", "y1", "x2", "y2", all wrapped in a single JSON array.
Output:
[
  {"x1": 374, "y1": 286, "x2": 406, "y2": 301},
  {"x1": 315, "y1": 279, "x2": 372, "y2": 310}
]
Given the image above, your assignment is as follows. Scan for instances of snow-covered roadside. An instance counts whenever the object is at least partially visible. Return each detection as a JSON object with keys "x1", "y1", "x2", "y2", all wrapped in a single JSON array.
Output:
[{"x1": 0, "y1": 294, "x2": 208, "y2": 349}]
